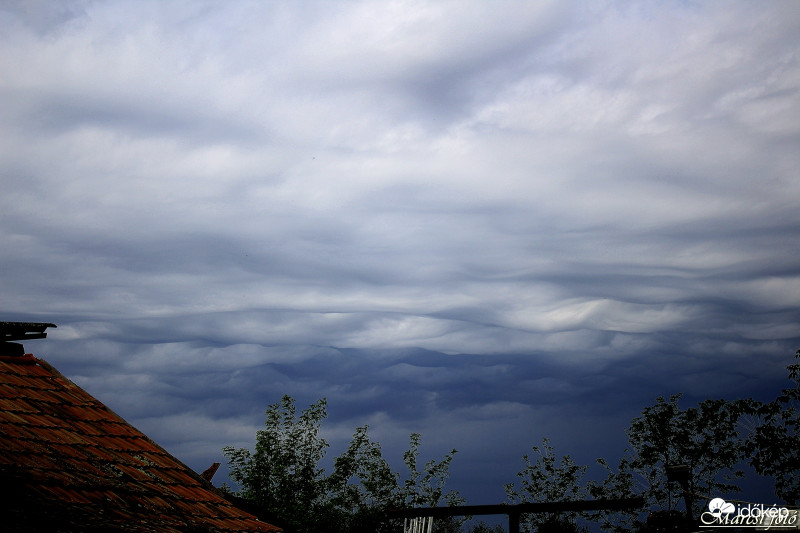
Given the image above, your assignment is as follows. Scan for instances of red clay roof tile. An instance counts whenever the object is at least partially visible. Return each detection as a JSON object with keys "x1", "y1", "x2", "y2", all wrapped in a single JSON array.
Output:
[{"x1": 0, "y1": 352, "x2": 281, "y2": 532}]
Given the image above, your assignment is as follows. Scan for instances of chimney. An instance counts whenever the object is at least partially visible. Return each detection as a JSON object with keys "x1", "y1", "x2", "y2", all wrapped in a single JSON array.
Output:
[{"x1": 0, "y1": 322, "x2": 57, "y2": 356}]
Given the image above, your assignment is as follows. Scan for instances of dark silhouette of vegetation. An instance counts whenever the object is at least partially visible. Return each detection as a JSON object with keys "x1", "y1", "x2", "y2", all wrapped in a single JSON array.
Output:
[
  {"x1": 466, "y1": 521, "x2": 506, "y2": 533},
  {"x1": 741, "y1": 349, "x2": 800, "y2": 505},
  {"x1": 505, "y1": 438, "x2": 588, "y2": 533},
  {"x1": 222, "y1": 395, "x2": 463, "y2": 533},
  {"x1": 588, "y1": 349, "x2": 800, "y2": 531},
  {"x1": 586, "y1": 396, "x2": 745, "y2": 532},
  {"x1": 222, "y1": 350, "x2": 800, "y2": 532}
]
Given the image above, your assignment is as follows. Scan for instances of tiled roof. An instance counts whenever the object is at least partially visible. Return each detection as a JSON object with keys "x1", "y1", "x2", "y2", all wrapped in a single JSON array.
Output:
[{"x1": 0, "y1": 351, "x2": 281, "y2": 533}]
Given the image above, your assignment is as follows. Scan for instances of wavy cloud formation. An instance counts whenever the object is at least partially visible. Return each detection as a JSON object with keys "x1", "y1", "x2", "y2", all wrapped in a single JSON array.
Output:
[{"x1": 2, "y1": 0, "x2": 799, "y2": 505}]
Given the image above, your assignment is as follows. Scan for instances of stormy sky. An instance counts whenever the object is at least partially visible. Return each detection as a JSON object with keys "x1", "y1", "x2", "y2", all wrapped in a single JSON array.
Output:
[{"x1": 2, "y1": 0, "x2": 800, "y2": 509}]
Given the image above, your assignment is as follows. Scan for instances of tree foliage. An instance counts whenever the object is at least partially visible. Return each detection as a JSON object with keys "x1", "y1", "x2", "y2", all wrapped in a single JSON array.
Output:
[
  {"x1": 505, "y1": 438, "x2": 589, "y2": 533},
  {"x1": 223, "y1": 395, "x2": 463, "y2": 533},
  {"x1": 221, "y1": 350, "x2": 800, "y2": 532},
  {"x1": 742, "y1": 349, "x2": 800, "y2": 505},
  {"x1": 327, "y1": 424, "x2": 398, "y2": 531},
  {"x1": 627, "y1": 395, "x2": 744, "y2": 511},
  {"x1": 589, "y1": 395, "x2": 746, "y2": 532},
  {"x1": 401, "y1": 433, "x2": 463, "y2": 508},
  {"x1": 328, "y1": 427, "x2": 464, "y2": 532},
  {"x1": 399, "y1": 433, "x2": 465, "y2": 533},
  {"x1": 466, "y1": 521, "x2": 506, "y2": 533},
  {"x1": 223, "y1": 395, "x2": 330, "y2": 532}
]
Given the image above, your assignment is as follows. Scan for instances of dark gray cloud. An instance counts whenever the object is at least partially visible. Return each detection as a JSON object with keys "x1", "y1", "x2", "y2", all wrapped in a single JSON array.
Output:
[
  {"x1": 0, "y1": 0, "x2": 89, "y2": 35},
  {"x1": 2, "y1": 0, "x2": 800, "y2": 510}
]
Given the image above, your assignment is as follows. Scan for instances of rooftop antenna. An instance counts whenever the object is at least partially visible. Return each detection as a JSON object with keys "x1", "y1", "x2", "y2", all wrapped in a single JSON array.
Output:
[{"x1": 0, "y1": 321, "x2": 57, "y2": 357}]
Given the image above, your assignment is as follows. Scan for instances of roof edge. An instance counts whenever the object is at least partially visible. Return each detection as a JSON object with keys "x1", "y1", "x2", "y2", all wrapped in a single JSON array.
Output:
[{"x1": 31, "y1": 355, "x2": 245, "y2": 495}]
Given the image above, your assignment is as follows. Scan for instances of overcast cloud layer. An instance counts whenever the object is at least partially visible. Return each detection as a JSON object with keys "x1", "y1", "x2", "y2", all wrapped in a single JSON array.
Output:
[{"x1": 2, "y1": 0, "x2": 800, "y2": 508}]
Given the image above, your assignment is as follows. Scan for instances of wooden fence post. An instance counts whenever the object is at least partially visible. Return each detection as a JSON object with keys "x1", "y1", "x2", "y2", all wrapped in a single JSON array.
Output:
[{"x1": 508, "y1": 510, "x2": 520, "y2": 533}]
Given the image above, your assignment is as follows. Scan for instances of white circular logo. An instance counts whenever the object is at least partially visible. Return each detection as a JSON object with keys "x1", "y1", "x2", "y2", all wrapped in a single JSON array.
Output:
[{"x1": 708, "y1": 498, "x2": 736, "y2": 515}]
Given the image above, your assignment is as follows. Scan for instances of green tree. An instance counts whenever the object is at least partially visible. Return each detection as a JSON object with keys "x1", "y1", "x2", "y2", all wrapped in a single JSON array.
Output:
[
  {"x1": 586, "y1": 456, "x2": 639, "y2": 533},
  {"x1": 223, "y1": 395, "x2": 331, "y2": 532},
  {"x1": 505, "y1": 438, "x2": 589, "y2": 533},
  {"x1": 223, "y1": 395, "x2": 463, "y2": 533},
  {"x1": 327, "y1": 424, "x2": 400, "y2": 533},
  {"x1": 399, "y1": 433, "x2": 465, "y2": 533},
  {"x1": 401, "y1": 433, "x2": 462, "y2": 508},
  {"x1": 742, "y1": 349, "x2": 800, "y2": 505},
  {"x1": 590, "y1": 395, "x2": 745, "y2": 532},
  {"x1": 629, "y1": 395, "x2": 744, "y2": 511}
]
